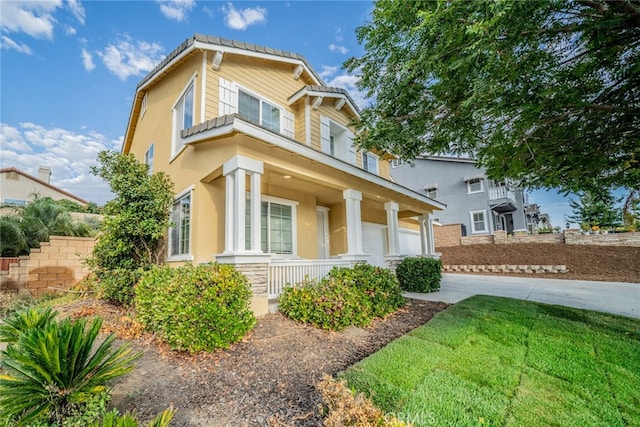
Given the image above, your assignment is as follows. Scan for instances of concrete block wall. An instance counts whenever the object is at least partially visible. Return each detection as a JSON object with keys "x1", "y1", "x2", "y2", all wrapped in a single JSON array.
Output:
[
  {"x1": 434, "y1": 224, "x2": 462, "y2": 247},
  {"x1": 0, "y1": 236, "x2": 95, "y2": 297}
]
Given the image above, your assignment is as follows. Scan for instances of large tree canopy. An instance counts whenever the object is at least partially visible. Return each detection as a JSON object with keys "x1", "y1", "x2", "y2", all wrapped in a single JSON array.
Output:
[{"x1": 346, "y1": 0, "x2": 640, "y2": 194}]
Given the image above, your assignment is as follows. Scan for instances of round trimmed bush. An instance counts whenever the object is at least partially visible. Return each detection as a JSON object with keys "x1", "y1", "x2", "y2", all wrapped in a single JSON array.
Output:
[
  {"x1": 135, "y1": 263, "x2": 256, "y2": 352},
  {"x1": 396, "y1": 257, "x2": 442, "y2": 293}
]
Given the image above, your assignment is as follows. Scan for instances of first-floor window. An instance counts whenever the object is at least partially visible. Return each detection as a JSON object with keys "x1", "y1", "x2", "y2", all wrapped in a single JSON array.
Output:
[
  {"x1": 246, "y1": 198, "x2": 295, "y2": 255},
  {"x1": 169, "y1": 192, "x2": 191, "y2": 257},
  {"x1": 470, "y1": 210, "x2": 487, "y2": 233}
]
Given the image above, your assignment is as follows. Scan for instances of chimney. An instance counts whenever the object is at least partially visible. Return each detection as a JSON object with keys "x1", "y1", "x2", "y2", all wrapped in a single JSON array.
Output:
[{"x1": 38, "y1": 166, "x2": 51, "y2": 184}]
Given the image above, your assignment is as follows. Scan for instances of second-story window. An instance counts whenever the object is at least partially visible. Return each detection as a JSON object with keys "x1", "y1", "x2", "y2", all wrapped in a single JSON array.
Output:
[
  {"x1": 172, "y1": 77, "x2": 195, "y2": 157},
  {"x1": 467, "y1": 178, "x2": 484, "y2": 194},
  {"x1": 238, "y1": 90, "x2": 280, "y2": 133},
  {"x1": 320, "y1": 116, "x2": 357, "y2": 165},
  {"x1": 363, "y1": 152, "x2": 379, "y2": 174},
  {"x1": 145, "y1": 143, "x2": 154, "y2": 174}
]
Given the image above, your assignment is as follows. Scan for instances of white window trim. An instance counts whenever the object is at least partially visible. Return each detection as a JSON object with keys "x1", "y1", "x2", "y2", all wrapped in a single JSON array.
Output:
[
  {"x1": 262, "y1": 195, "x2": 299, "y2": 258},
  {"x1": 167, "y1": 185, "x2": 194, "y2": 262},
  {"x1": 236, "y1": 84, "x2": 284, "y2": 131},
  {"x1": 390, "y1": 159, "x2": 404, "y2": 168},
  {"x1": 467, "y1": 178, "x2": 484, "y2": 194},
  {"x1": 424, "y1": 187, "x2": 438, "y2": 199},
  {"x1": 145, "y1": 143, "x2": 154, "y2": 175},
  {"x1": 140, "y1": 93, "x2": 147, "y2": 119},
  {"x1": 170, "y1": 72, "x2": 197, "y2": 162},
  {"x1": 363, "y1": 151, "x2": 379, "y2": 175},
  {"x1": 470, "y1": 209, "x2": 488, "y2": 234}
]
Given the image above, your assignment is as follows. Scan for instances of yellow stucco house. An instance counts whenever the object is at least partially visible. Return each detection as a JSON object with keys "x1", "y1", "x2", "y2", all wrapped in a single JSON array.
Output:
[{"x1": 122, "y1": 34, "x2": 445, "y2": 315}]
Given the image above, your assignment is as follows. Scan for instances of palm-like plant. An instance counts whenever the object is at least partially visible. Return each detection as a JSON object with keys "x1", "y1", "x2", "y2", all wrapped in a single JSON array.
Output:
[
  {"x1": 0, "y1": 196, "x2": 97, "y2": 257},
  {"x1": 0, "y1": 316, "x2": 141, "y2": 425},
  {"x1": 93, "y1": 407, "x2": 176, "y2": 427},
  {"x1": 0, "y1": 306, "x2": 57, "y2": 345}
]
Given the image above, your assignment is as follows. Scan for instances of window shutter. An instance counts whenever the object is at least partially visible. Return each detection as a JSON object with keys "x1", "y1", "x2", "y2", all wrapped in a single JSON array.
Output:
[
  {"x1": 320, "y1": 115, "x2": 330, "y2": 153},
  {"x1": 219, "y1": 77, "x2": 237, "y2": 115},
  {"x1": 347, "y1": 130, "x2": 357, "y2": 164},
  {"x1": 282, "y1": 110, "x2": 295, "y2": 138}
]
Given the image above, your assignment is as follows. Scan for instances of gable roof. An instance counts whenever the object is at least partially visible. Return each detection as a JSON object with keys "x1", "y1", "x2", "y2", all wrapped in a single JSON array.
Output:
[
  {"x1": 288, "y1": 85, "x2": 360, "y2": 116},
  {"x1": 123, "y1": 34, "x2": 328, "y2": 153},
  {"x1": 0, "y1": 167, "x2": 89, "y2": 205}
]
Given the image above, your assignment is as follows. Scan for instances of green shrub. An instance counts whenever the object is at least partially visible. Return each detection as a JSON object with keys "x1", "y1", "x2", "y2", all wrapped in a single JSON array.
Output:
[
  {"x1": 279, "y1": 263, "x2": 405, "y2": 331},
  {"x1": 92, "y1": 407, "x2": 175, "y2": 427},
  {"x1": 97, "y1": 268, "x2": 143, "y2": 306},
  {"x1": 328, "y1": 263, "x2": 405, "y2": 318},
  {"x1": 0, "y1": 306, "x2": 57, "y2": 344},
  {"x1": 279, "y1": 278, "x2": 372, "y2": 331},
  {"x1": 396, "y1": 257, "x2": 442, "y2": 293},
  {"x1": 135, "y1": 263, "x2": 256, "y2": 353},
  {"x1": 0, "y1": 314, "x2": 140, "y2": 426}
]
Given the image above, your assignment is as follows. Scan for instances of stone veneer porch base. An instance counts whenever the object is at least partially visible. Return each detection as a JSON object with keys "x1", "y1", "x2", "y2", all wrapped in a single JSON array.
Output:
[{"x1": 443, "y1": 265, "x2": 568, "y2": 274}]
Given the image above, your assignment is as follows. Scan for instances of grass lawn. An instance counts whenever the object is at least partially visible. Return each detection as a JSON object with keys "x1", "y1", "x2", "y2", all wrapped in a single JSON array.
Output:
[{"x1": 341, "y1": 295, "x2": 640, "y2": 426}]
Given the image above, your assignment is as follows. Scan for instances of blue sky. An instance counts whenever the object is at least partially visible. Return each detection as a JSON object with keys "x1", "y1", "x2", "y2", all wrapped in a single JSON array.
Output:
[{"x1": 0, "y1": 0, "x2": 574, "y2": 226}]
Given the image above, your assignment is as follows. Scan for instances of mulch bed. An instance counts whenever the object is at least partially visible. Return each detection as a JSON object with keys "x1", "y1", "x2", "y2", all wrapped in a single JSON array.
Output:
[
  {"x1": 56, "y1": 298, "x2": 448, "y2": 426},
  {"x1": 438, "y1": 243, "x2": 640, "y2": 283}
]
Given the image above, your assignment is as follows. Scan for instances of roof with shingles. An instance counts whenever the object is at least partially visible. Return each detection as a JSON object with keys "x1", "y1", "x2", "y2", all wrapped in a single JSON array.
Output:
[
  {"x1": 0, "y1": 167, "x2": 89, "y2": 205},
  {"x1": 136, "y1": 34, "x2": 324, "y2": 90}
]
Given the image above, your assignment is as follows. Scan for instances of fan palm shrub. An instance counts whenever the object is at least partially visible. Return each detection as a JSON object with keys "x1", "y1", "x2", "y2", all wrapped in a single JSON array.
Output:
[
  {"x1": 0, "y1": 315, "x2": 141, "y2": 425},
  {"x1": 0, "y1": 306, "x2": 57, "y2": 345},
  {"x1": 0, "y1": 196, "x2": 97, "y2": 257}
]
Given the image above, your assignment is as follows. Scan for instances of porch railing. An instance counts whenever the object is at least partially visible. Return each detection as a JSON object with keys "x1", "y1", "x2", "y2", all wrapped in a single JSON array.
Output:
[
  {"x1": 268, "y1": 258, "x2": 358, "y2": 298},
  {"x1": 489, "y1": 186, "x2": 516, "y2": 202}
]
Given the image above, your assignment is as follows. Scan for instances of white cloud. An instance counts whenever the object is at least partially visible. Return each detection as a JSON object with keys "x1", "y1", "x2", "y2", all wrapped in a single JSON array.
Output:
[
  {"x1": 0, "y1": 122, "x2": 122, "y2": 204},
  {"x1": 81, "y1": 47, "x2": 95, "y2": 71},
  {"x1": 319, "y1": 65, "x2": 339, "y2": 80},
  {"x1": 321, "y1": 65, "x2": 368, "y2": 109},
  {"x1": 222, "y1": 2, "x2": 266, "y2": 30},
  {"x1": 0, "y1": 0, "x2": 62, "y2": 40},
  {"x1": 157, "y1": 0, "x2": 195, "y2": 22},
  {"x1": 329, "y1": 44, "x2": 348, "y2": 55},
  {"x1": 0, "y1": 35, "x2": 33, "y2": 55},
  {"x1": 98, "y1": 35, "x2": 165, "y2": 81},
  {"x1": 64, "y1": 24, "x2": 77, "y2": 35},
  {"x1": 66, "y1": 0, "x2": 85, "y2": 25}
]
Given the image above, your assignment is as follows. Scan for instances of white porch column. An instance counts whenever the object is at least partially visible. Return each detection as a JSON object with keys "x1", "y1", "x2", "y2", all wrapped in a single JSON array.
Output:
[
  {"x1": 249, "y1": 172, "x2": 262, "y2": 252},
  {"x1": 222, "y1": 155, "x2": 264, "y2": 254},
  {"x1": 343, "y1": 189, "x2": 364, "y2": 254},
  {"x1": 384, "y1": 201, "x2": 400, "y2": 255},
  {"x1": 418, "y1": 214, "x2": 435, "y2": 256}
]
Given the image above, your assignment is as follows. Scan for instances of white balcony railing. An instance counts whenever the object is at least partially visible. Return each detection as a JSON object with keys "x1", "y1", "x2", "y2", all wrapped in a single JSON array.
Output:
[
  {"x1": 489, "y1": 186, "x2": 516, "y2": 202},
  {"x1": 268, "y1": 258, "x2": 358, "y2": 298}
]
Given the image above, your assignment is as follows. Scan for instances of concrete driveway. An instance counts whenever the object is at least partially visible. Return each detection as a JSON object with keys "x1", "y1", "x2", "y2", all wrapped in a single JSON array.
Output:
[{"x1": 405, "y1": 273, "x2": 640, "y2": 319}]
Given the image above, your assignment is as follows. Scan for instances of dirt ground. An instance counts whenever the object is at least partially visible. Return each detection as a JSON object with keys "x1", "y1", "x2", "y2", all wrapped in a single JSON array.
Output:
[
  {"x1": 54, "y1": 298, "x2": 449, "y2": 426},
  {"x1": 438, "y1": 243, "x2": 640, "y2": 283}
]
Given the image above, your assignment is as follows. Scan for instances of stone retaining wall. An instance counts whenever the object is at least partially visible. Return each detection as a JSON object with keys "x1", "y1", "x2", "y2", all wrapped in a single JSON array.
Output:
[
  {"x1": 0, "y1": 236, "x2": 95, "y2": 297},
  {"x1": 436, "y1": 226, "x2": 639, "y2": 248},
  {"x1": 443, "y1": 265, "x2": 568, "y2": 274}
]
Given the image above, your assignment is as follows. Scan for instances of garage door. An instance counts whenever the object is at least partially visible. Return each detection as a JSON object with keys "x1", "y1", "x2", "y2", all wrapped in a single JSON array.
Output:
[{"x1": 362, "y1": 222, "x2": 387, "y2": 267}]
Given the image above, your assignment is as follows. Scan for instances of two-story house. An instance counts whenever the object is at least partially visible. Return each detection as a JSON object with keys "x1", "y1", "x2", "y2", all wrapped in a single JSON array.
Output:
[
  {"x1": 122, "y1": 35, "x2": 445, "y2": 315},
  {"x1": 391, "y1": 156, "x2": 543, "y2": 236}
]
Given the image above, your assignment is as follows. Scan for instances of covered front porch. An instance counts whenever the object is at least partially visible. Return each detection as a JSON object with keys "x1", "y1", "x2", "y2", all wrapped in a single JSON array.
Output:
[{"x1": 211, "y1": 152, "x2": 443, "y2": 311}]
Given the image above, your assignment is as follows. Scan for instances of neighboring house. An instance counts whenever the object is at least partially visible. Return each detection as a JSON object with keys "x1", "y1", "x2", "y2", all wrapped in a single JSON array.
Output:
[
  {"x1": 390, "y1": 156, "x2": 544, "y2": 236},
  {"x1": 0, "y1": 166, "x2": 88, "y2": 207},
  {"x1": 122, "y1": 34, "x2": 445, "y2": 315}
]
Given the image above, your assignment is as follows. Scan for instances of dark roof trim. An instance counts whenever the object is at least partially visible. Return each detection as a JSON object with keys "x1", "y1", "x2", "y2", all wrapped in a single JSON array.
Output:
[{"x1": 0, "y1": 167, "x2": 89, "y2": 205}]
